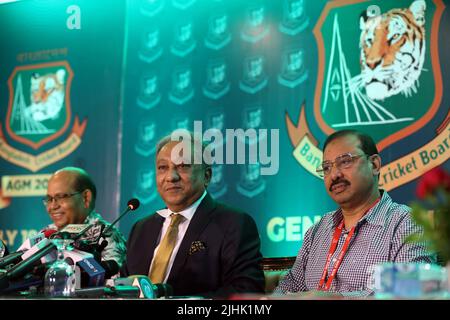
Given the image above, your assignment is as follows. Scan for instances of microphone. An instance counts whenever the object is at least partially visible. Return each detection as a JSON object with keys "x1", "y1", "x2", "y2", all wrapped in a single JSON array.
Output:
[
  {"x1": 70, "y1": 224, "x2": 106, "y2": 263},
  {"x1": 74, "y1": 275, "x2": 158, "y2": 299},
  {"x1": 114, "y1": 276, "x2": 153, "y2": 298},
  {"x1": 100, "y1": 198, "x2": 140, "y2": 238},
  {"x1": 0, "y1": 240, "x2": 108, "y2": 292},
  {"x1": 0, "y1": 230, "x2": 57, "y2": 269},
  {"x1": 0, "y1": 240, "x2": 57, "y2": 290},
  {"x1": 17, "y1": 232, "x2": 46, "y2": 251},
  {"x1": 50, "y1": 224, "x2": 103, "y2": 261},
  {"x1": 127, "y1": 198, "x2": 140, "y2": 211},
  {"x1": 81, "y1": 198, "x2": 140, "y2": 265},
  {"x1": 0, "y1": 230, "x2": 60, "y2": 290},
  {"x1": 64, "y1": 250, "x2": 106, "y2": 288},
  {"x1": 0, "y1": 227, "x2": 112, "y2": 293},
  {"x1": 74, "y1": 285, "x2": 141, "y2": 298},
  {"x1": 0, "y1": 251, "x2": 23, "y2": 270},
  {"x1": 50, "y1": 224, "x2": 95, "y2": 241},
  {"x1": 153, "y1": 282, "x2": 173, "y2": 298},
  {"x1": 114, "y1": 276, "x2": 172, "y2": 299},
  {"x1": 5, "y1": 241, "x2": 56, "y2": 280},
  {"x1": 81, "y1": 199, "x2": 140, "y2": 271}
]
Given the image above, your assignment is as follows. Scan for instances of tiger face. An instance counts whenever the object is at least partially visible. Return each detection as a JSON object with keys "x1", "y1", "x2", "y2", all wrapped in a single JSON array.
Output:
[
  {"x1": 359, "y1": 0, "x2": 426, "y2": 100},
  {"x1": 25, "y1": 69, "x2": 66, "y2": 122}
]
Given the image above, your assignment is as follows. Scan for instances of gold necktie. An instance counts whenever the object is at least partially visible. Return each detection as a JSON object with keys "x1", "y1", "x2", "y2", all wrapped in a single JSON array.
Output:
[{"x1": 149, "y1": 213, "x2": 185, "y2": 283}]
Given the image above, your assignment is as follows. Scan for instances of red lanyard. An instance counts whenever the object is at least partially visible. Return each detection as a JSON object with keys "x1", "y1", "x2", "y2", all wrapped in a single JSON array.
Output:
[
  {"x1": 317, "y1": 198, "x2": 381, "y2": 291},
  {"x1": 317, "y1": 220, "x2": 355, "y2": 291}
]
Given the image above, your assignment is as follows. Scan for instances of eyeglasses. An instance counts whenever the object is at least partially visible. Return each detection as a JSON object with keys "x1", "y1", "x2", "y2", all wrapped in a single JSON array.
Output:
[
  {"x1": 42, "y1": 192, "x2": 81, "y2": 206},
  {"x1": 316, "y1": 152, "x2": 368, "y2": 177}
]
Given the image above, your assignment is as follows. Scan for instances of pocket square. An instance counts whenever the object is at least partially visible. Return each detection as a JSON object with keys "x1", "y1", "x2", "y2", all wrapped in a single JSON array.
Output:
[{"x1": 189, "y1": 241, "x2": 206, "y2": 255}]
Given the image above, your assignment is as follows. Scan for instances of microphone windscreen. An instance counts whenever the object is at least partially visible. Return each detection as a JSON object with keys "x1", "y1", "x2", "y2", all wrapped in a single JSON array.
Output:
[{"x1": 127, "y1": 198, "x2": 140, "y2": 211}]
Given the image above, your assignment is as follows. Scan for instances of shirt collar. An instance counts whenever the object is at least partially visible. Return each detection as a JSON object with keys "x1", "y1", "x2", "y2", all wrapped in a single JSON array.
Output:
[
  {"x1": 330, "y1": 190, "x2": 390, "y2": 228},
  {"x1": 157, "y1": 190, "x2": 207, "y2": 221}
]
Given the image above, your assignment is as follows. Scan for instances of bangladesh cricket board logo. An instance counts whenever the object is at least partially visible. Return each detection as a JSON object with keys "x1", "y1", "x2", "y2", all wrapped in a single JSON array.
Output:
[
  {"x1": 0, "y1": 61, "x2": 87, "y2": 172},
  {"x1": 286, "y1": 0, "x2": 449, "y2": 191}
]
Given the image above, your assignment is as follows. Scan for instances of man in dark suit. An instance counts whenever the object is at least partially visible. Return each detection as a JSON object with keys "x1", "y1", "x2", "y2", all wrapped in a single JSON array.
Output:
[{"x1": 122, "y1": 132, "x2": 265, "y2": 298}]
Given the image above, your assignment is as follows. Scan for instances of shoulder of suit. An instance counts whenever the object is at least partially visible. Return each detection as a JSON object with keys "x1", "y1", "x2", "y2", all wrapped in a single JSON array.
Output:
[{"x1": 212, "y1": 201, "x2": 254, "y2": 221}]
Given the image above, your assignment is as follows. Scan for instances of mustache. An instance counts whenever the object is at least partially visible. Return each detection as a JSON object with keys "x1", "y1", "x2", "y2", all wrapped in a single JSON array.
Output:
[{"x1": 329, "y1": 179, "x2": 350, "y2": 191}]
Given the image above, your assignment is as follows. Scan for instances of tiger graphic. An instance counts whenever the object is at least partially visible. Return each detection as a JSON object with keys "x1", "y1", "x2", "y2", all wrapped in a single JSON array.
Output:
[
  {"x1": 24, "y1": 69, "x2": 66, "y2": 122},
  {"x1": 358, "y1": 0, "x2": 426, "y2": 100}
]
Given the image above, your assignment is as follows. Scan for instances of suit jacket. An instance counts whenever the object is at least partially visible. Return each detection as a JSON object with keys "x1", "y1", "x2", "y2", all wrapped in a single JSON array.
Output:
[{"x1": 122, "y1": 193, "x2": 265, "y2": 298}]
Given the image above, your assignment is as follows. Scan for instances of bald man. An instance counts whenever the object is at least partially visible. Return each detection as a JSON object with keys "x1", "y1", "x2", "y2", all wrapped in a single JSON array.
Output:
[{"x1": 42, "y1": 167, "x2": 126, "y2": 274}]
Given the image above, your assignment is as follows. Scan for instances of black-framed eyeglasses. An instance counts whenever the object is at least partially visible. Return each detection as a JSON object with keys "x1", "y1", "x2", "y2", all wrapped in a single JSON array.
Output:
[
  {"x1": 42, "y1": 192, "x2": 82, "y2": 206},
  {"x1": 316, "y1": 152, "x2": 368, "y2": 177}
]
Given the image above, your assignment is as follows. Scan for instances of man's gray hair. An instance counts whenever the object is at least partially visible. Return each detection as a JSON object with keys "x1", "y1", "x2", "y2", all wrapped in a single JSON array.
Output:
[{"x1": 156, "y1": 130, "x2": 212, "y2": 168}]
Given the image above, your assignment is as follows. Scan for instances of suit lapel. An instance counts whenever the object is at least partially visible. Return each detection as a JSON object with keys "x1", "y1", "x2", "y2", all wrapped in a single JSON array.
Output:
[
  {"x1": 168, "y1": 193, "x2": 216, "y2": 281},
  {"x1": 139, "y1": 214, "x2": 164, "y2": 275}
]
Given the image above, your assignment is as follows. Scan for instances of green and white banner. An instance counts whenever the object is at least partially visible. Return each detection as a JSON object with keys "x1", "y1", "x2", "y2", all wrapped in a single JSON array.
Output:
[{"x1": 0, "y1": 0, "x2": 448, "y2": 257}]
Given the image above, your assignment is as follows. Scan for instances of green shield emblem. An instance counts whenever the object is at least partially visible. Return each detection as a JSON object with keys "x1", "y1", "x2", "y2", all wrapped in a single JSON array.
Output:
[
  {"x1": 6, "y1": 61, "x2": 73, "y2": 150},
  {"x1": 313, "y1": 0, "x2": 444, "y2": 151}
]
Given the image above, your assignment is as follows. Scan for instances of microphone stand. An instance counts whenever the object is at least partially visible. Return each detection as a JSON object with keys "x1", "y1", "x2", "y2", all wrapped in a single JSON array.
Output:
[
  {"x1": 100, "y1": 206, "x2": 132, "y2": 238},
  {"x1": 87, "y1": 203, "x2": 136, "y2": 274}
]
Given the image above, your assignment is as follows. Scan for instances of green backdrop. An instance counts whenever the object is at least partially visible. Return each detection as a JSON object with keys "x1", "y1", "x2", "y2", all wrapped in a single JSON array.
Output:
[{"x1": 1, "y1": 0, "x2": 449, "y2": 257}]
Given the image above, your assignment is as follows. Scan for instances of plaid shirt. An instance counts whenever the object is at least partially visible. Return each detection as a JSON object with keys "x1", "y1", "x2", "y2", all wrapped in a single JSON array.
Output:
[
  {"x1": 274, "y1": 191, "x2": 436, "y2": 297},
  {"x1": 43, "y1": 211, "x2": 127, "y2": 268}
]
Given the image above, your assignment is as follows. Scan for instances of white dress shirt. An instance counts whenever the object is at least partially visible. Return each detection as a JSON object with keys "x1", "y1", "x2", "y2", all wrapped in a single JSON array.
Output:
[{"x1": 149, "y1": 191, "x2": 207, "y2": 283}]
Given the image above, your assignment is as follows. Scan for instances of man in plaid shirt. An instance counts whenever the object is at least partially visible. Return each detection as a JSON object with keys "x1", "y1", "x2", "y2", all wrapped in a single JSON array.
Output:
[{"x1": 274, "y1": 130, "x2": 436, "y2": 297}]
